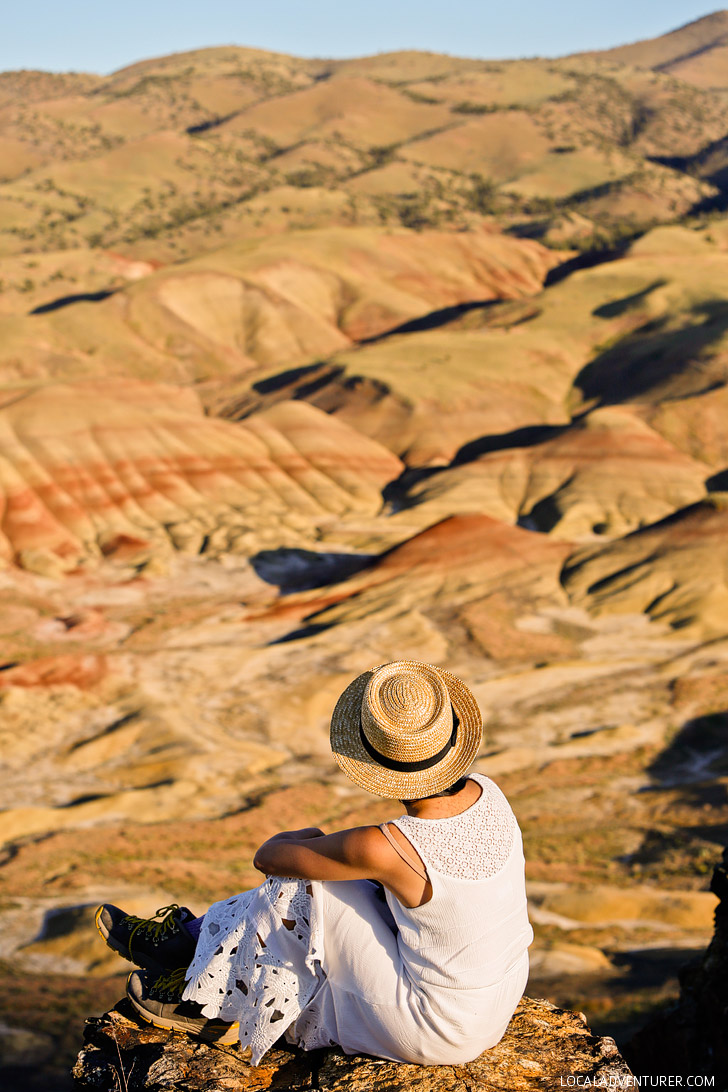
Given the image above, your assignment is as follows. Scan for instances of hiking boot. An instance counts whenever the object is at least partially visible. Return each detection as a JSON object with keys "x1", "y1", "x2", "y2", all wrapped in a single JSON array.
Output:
[
  {"x1": 95, "y1": 903, "x2": 197, "y2": 976},
  {"x1": 126, "y1": 967, "x2": 239, "y2": 1044}
]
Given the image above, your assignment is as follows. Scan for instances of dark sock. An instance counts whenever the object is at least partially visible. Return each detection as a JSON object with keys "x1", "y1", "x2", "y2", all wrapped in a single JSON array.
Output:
[{"x1": 186, "y1": 915, "x2": 203, "y2": 940}]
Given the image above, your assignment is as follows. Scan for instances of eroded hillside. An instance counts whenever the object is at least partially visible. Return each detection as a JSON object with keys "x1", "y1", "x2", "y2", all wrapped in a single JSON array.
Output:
[{"x1": 2, "y1": 15, "x2": 728, "y2": 1092}]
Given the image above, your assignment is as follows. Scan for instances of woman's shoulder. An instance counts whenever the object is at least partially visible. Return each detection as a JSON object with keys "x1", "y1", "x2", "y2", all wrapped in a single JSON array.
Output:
[
  {"x1": 468, "y1": 773, "x2": 517, "y2": 814},
  {"x1": 393, "y1": 777, "x2": 518, "y2": 882}
]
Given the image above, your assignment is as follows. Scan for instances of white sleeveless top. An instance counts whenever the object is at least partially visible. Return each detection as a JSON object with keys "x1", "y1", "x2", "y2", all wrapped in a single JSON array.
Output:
[
  {"x1": 389, "y1": 773, "x2": 533, "y2": 990},
  {"x1": 184, "y1": 773, "x2": 533, "y2": 1066}
]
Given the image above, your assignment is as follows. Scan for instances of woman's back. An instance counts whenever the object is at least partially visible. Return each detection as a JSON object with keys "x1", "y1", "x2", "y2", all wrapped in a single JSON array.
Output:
[
  {"x1": 387, "y1": 773, "x2": 533, "y2": 990},
  {"x1": 298, "y1": 772, "x2": 532, "y2": 1065}
]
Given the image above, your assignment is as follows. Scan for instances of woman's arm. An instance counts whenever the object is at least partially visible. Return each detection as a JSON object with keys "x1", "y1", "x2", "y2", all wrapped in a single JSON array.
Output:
[
  {"x1": 253, "y1": 826, "x2": 387, "y2": 883},
  {"x1": 254, "y1": 824, "x2": 432, "y2": 908}
]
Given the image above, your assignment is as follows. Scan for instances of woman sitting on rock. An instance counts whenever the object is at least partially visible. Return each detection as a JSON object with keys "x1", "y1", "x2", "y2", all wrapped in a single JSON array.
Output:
[{"x1": 96, "y1": 660, "x2": 533, "y2": 1065}]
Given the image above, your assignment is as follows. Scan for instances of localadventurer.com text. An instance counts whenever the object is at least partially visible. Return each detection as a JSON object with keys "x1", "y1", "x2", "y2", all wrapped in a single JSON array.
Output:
[{"x1": 560, "y1": 1079, "x2": 714, "y2": 1088}]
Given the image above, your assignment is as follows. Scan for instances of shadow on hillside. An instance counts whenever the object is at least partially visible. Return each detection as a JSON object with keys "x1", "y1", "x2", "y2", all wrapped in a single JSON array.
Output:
[
  {"x1": 252, "y1": 362, "x2": 344, "y2": 397},
  {"x1": 358, "y1": 299, "x2": 497, "y2": 343},
  {"x1": 707, "y1": 469, "x2": 728, "y2": 491},
  {"x1": 30, "y1": 289, "x2": 117, "y2": 315},
  {"x1": 650, "y1": 133, "x2": 728, "y2": 197},
  {"x1": 543, "y1": 242, "x2": 635, "y2": 287},
  {"x1": 452, "y1": 422, "x2": 571, "y2": 465},
  {"x1": 186, "y1": 112, "x2": 239, "y2": 134},
  {"x1": 381, "y1": 422, "x2": 574, "y2": 515},
  {"x1": 250, "y1": 547, "x2": 376, "y2": 593},
  {"x1": 646, "y1": 711, "x2": 728, "y2": 789},
  {"x1": 574, "y1": 299, "x2": 728, "y2": 405},
  {"x1": 592, "y1": 280, "x2": 667, "y2": 319},
  {"x1": 688, "y1": 189, "x2": 728, "y2": 217},
  {"x1": 217, "y1": 360, "x2": 405, "y2": 429},
  {"x1": 271, "y1": 622, "x2": 332, "y2": 644}
]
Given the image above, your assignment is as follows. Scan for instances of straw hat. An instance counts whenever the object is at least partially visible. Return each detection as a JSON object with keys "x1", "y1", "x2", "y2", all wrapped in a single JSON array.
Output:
[{"x1": 330, "y1": 661, "x2": 482, "y2": 800}]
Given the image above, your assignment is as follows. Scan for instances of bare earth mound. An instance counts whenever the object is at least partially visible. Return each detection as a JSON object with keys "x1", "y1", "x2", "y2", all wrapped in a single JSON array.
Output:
[
  {"x1": 0, "y1": 383, "x2": 402, "y2": 573},
  {"x1": 562, "y1": 496, "x2": 728, "y2": 635}
]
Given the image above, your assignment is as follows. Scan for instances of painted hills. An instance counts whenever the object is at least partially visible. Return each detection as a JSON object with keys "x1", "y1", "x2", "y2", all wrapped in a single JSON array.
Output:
[{"x1": 2, "y1": 13, "x2": 728, "y2": 1092}]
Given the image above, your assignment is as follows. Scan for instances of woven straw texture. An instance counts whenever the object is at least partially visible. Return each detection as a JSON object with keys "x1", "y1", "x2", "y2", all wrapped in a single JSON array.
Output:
[{"x1": 330, "y1": 661, "x2": 482, "y2": 799}]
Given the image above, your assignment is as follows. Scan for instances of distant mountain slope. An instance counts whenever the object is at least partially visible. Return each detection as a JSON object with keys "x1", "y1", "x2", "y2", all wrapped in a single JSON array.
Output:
[
  {"x1": 579, "y1": 10, "x2": 728, "y2": 88},
  {"x1": 0, "y1": 15, "x2": 726, "y2": 263}
]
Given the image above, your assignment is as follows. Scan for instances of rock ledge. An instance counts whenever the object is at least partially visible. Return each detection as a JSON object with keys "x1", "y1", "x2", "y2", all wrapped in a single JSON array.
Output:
[
  {"x1": 72, "y1": 995, "x2": 632, "y2": 1091},
  {"x1": 626, "y1": 846, "x2": 728, "y2": 1083}
]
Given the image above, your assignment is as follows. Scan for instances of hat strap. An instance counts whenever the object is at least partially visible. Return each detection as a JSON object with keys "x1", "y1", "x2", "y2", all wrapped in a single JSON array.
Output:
[{"x1": 358, "y1": 710, "x2": 459, "y2": 773}]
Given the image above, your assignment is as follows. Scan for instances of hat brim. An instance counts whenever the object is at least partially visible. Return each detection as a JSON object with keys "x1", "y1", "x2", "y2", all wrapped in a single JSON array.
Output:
[{"x1": 330, "y1": 662, "x2": 482, "y2": 800}]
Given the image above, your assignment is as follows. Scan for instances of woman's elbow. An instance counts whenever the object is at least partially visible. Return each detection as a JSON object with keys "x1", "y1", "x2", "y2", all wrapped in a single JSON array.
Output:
[
  {"x1": 253, "y1": 847, "x2": 272, "y2": 874},
  {"x1": 253, "y1": 840, "x2": 292, "y2": 875}
]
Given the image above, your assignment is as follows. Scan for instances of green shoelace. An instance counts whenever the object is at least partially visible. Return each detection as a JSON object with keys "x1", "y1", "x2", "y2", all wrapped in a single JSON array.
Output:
[
  {"x1": 122, "y1": 904, "x2": 183, "y2": 959},
  {"x1": 150, "y1": 965, "x2": 188, "y2": 1001}
]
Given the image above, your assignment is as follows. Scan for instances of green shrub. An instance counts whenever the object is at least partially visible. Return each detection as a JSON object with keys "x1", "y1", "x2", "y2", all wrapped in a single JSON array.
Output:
[
  {"x1": 396, "y1": 194, "x2": 440, "y2": 231},
  {"x1": 369, "y1": 144, "x2": 399, "y2": 168},
  {"x1": 452, "y1": 101, "x2": 497, "y2": 115},
  {"x1": 465, "y1": 173, "x2": 497, "y2": 214},
  {"x1": 285, "y1": 166, "x2": 332, "y2": 188},
  {"x1": 401, "y1": 89, "x2": 442, "y2": 105}
]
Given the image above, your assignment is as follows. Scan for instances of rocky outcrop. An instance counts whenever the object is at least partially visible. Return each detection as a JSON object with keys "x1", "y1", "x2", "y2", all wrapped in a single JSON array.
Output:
[
  {"x1": 626, "y1": 846, "x2": 728, "y2": 1085},
  {"x1": 72, "y1": 996, "x2": 632, "y2": 1091}
]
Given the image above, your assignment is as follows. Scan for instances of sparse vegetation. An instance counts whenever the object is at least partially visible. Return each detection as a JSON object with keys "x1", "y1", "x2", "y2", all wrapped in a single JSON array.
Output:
[
  {"x1": 452, "y1": 100, "x2": 531, "y2": 115},
  {"x1": 396, "y1": 193, "x2": 441, "y2": 230},
  {"x1": 465, "y1": 173, "x2": 497, "y2": 214},
  {"x1": 0, "y1": 37, "x2": 724, "y2": 260},
  {"x1": 368, "y1": 143, "x2": 399, "y2": 168},
  {"x1": 285, "y1": 165, "x2": 335, "y2": 188},
  {"x1": 401, "y1": 88, "x2": 442, "y2": 105}
]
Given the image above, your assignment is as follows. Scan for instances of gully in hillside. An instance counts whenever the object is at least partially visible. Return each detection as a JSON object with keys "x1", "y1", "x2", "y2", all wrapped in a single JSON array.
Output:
[{"x1": 95, "y1": 660, "x2": 533, "y2": 1065}]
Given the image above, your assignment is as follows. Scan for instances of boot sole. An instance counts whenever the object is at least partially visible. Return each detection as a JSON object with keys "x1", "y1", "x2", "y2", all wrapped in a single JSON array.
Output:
[
  {"x1": 95, "y1": 905, "x2": 171, "y2": 977},
  {"x1": 127, "y1": 974, "x2": 239, "y2": 1045}
]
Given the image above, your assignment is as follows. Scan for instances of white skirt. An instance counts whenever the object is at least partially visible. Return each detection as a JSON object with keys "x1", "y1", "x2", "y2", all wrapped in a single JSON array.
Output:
[
  {"x1": 183, "y1": 876, "x2": 528, "y2": 1066},
  {"x1": 182, "y1": 877, "x2": 327, "y2": 1063}
]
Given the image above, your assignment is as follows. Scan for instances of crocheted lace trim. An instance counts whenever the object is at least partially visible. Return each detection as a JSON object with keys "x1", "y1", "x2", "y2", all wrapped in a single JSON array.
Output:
[
  {"x1": 394, "y1": 776, "x2": 515, "y2": 880},
  {"x1": 183, "y1": 877, "x2": 324, "y2": 1064}
]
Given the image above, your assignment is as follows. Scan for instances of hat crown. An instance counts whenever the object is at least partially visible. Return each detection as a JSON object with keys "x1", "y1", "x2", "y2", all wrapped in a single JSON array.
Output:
[{"x1": 362, "y1": 662, "x2": 453, "y2": 763}]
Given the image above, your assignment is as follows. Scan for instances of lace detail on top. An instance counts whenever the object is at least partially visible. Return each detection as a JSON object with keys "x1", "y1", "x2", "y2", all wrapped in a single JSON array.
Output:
[
  {"x1": 394, "y1": 776, "x2": 515, "y2": 881},
  {"x1": 183, "y1": 877, "x2": 324, "y2": 1065}
]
